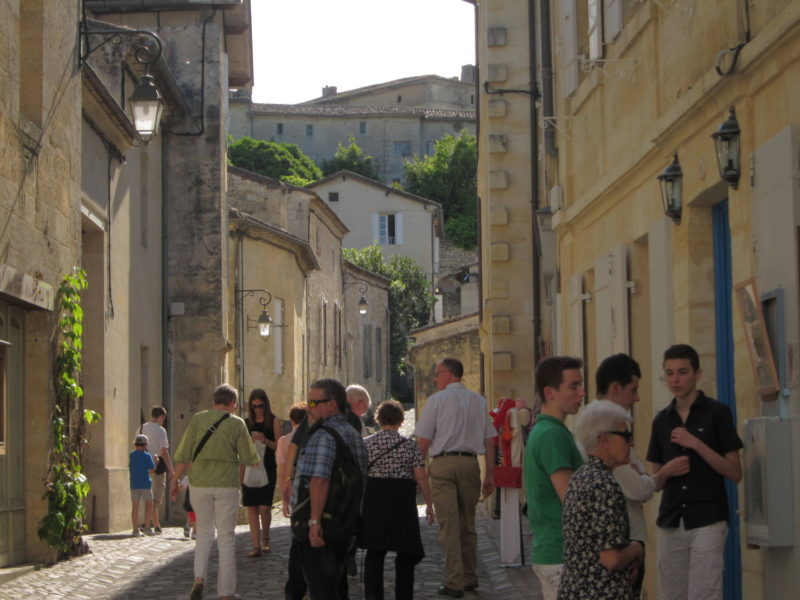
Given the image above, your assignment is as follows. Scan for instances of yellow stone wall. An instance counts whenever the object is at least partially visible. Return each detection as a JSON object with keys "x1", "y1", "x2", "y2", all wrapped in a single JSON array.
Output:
[{"x1": 478, "y1": 0, "x2": 800, "y2": 596}]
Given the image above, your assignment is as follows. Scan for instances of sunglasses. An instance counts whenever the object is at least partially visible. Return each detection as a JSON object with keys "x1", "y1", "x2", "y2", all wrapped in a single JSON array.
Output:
[
  {"x1": 307, "y1": 397, "x2": 333, "y2": 409},
  {"x1": 604, "y1": 430, "x2": 633, "y2": 442},
  {"x1": 251, "y1": 403, "x2": 265, "y2": 409}
]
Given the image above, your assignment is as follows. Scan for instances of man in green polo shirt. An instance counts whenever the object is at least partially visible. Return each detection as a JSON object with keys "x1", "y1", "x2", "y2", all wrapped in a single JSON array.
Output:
[{"x1": 523, "y1": 356, "x2": 585, "y2": 600}]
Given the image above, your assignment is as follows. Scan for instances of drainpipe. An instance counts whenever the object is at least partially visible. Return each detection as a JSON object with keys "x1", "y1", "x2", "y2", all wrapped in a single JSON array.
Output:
[
  {"x1": 160, "y1": 131, "x2": 172, "y2": 522},
  {"x1": 540, "y1": 0, "x2": 558, "y2": 158},
  {"x1": 530, "y1": 0, "x2": 542, "y2": 364}
]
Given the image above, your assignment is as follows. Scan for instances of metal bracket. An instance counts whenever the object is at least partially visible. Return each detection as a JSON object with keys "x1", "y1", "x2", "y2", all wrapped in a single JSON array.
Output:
[
  {"x1": 79, "y1": 25, "x2": 163, "y2": 70},
  {"x1": 580, "y1": 58, "x2": 637, "y2": 83},
  {"x1": 538, "y1": 116, "x2": 587, "y2": 140}
]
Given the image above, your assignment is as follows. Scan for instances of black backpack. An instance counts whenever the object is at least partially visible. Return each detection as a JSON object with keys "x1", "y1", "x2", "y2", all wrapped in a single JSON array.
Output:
[{"x1": 290, "y1": 424, "x2": 364, "y2": 549}]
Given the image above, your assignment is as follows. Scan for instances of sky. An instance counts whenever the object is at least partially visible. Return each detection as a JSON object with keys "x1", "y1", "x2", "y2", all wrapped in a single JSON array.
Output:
[{"x1": 249, "y1": 0, "x2": 476, "y2": 105}]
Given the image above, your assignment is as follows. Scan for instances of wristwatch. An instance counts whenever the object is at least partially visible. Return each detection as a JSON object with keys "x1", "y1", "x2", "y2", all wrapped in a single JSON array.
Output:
[{"x1": 308, "y1": 519, "x2": 320, "y2": 526}]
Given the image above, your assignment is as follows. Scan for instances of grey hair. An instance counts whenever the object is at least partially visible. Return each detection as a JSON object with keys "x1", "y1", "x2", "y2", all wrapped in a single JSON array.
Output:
[
  {"x1": 345, "y1": 384, "x2": 371, "y2": 408},
  {"x1": 574, "y1": 400, "x2": 632, "y2": 453}
]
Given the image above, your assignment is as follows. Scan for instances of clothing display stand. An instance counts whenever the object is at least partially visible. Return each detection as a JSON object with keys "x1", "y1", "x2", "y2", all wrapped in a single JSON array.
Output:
[{"x1": 499, "y1": 486, "x2": 523, "y2": 566}]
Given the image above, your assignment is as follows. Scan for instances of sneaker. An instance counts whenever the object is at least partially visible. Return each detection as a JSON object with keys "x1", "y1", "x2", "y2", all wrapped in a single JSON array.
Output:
[
  {"x1": 132, "y1": 529, "x2": 141, "y2": 537},
  {"x1": 183, "y1": 524, "x2": 191, "y2": 538},
  {"x1": 154, "y1": 526, "x2": 163, "y2": 535},
  {"x1": 191, "y1": 530, "x2": 196, "y2": 540},
  {"x1": 142, "y1": 527, "x2": 155, "y2": 536}
]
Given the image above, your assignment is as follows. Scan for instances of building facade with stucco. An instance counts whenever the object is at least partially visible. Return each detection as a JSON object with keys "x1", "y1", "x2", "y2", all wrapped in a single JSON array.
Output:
[
  {"x1": 306, "y1": 170, "x2": 442, "y2": 282},
  {"x1": 475, "y1": 1, "x2": 800, "y2": 598}
]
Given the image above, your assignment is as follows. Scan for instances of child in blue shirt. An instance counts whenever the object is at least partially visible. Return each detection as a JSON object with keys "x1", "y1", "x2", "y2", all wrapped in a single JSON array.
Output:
[{"x1": 130, "y1": 434, "x2": 156, "y2": 536}]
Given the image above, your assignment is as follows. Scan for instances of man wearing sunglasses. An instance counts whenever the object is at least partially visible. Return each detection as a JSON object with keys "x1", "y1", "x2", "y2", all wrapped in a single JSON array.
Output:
[
  {"x1": 291, "y1": 378, "x2": 368, "y2": 600},
  {"x1": 594, "y1": 353, "x2": 655, "y2": 598}
]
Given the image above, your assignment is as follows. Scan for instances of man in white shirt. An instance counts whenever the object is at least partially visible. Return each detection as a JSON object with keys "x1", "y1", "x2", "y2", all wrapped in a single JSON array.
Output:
[
  {"x1": 415, "y1": 358, "x2": 496, "y2": 598},
  {"x1": 594, "y1": 354, "x2": 655, "y2": 597},
  {"x1": 139, "y1": 406, "x2": 173, "y2": 534}
]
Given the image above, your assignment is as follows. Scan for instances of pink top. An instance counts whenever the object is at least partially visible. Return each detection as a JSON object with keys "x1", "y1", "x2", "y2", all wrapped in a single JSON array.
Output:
[{"x1": 275, "y1": 432, "x2": 292, "y2": 465}]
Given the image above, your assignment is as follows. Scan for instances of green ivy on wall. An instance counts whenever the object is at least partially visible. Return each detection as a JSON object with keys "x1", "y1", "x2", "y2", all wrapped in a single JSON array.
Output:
[{"x1": 37, "y1": 268, "x2": 101, "y2": 558}]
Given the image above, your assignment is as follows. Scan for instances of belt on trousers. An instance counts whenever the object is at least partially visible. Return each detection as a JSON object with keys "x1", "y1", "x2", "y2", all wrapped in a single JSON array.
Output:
[{"x1": 432, "y1": 451, "x2": 477, "y2": 458}]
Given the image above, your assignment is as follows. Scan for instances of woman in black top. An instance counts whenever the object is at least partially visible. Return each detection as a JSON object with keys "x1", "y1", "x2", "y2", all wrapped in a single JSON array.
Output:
[
  {"x1": 359, "y1": 400, "x2": 434, "y2": 600},
  {"x1": 242, "y1": 388, "x2": 281, "y2": 557}
]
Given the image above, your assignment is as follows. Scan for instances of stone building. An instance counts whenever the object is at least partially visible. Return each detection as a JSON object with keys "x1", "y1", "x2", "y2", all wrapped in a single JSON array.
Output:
[
  {"x1": 82, "y1": 0, "x2": 254, "y2": 537},
  {"x1": 306, "y1": 170, "x2": 442, "y2": 282},
  {"x1": 228, "y1": 74, "x2": 477, "y2": 185},
  {"x1": 475, "y1": 0, "x2": 800, "y2": 598},
  {"x1": 408, "y1": 313, "x2": 481, "y2": 415},
  {"x1": 1, "y1": 0, "x2": 83, "y2": 566},
  {"x1": 342, "y1": 262, "x2": 391, "y2": 407},
  {"x1": 227, "y1": 167, "x2": 318, "y2": 418},
  {"x1": 227, "y1": 166, "x2": 391, "y2": 416}
]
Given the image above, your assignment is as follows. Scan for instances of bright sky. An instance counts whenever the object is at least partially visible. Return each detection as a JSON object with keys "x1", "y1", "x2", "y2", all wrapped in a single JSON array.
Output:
[{"x1": 250, "y1": 0, "x2": 476, "y2": 104}]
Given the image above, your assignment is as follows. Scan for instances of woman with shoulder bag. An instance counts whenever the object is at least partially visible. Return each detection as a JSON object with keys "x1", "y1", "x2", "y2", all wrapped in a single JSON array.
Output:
[
  {"x1": 359, "y1": 400, "x2": 435, "y2": 600},
  {"x1": 241, "y1": 388, "x2": 282, "y2": 557}
]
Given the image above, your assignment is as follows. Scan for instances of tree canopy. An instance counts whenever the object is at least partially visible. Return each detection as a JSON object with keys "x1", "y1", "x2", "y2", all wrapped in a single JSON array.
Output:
[
  {"x1": 321, "y1": 135, "x2": 380, "y2": 180},
  {"x1": 228, "y1": 136, "x2": 322, "y2": 186},
  {"x1": 343, "y1": 245, "x2": 435, "y2": 380},
  {"x1": 403, "y1": 130, "x2": 477, "y2": 249}
]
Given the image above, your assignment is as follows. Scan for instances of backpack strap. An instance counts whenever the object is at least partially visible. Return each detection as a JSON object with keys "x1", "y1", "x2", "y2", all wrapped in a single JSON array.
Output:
[
  {"x1": 192, "y1": 412, "x2": 231, "y2": 462},
  {"x1": 367, "y1": 437, "x2": 407, "y2": 470}
]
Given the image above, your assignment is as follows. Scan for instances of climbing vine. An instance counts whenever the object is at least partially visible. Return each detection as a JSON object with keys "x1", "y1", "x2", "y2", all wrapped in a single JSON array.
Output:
[{"x1": 37, "y1": 268, "x2": 101, "y2": 558}]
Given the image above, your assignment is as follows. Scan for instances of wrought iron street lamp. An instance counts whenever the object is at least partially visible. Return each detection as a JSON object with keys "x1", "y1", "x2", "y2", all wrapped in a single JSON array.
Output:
[
  {"x1": 711, "y1": 107, "x2": 741, "y2": 189},
  {"x1": 79, "y1": 24, "x2": 165, "y2": 142},
  {"x1": 237, "y1": 289, "x2": 273, "y2": 340},
  {"x1": 344, "y1": 281, "x2": 369, "y2": 316},
  {"x1": 658, "y1": 153, "x2": 683, "y2": 224}
]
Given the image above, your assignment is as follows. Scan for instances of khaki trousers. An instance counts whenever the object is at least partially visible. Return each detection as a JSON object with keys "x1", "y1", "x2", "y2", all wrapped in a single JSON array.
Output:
[{"x1": 429, "y1": 455, "x2": 481, "y2": 590}]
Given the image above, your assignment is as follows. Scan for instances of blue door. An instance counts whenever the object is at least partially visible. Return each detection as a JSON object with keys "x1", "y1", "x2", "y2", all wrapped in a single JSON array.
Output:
[{"x1": 712, "y1": 199, "x2": 742, "y2": 600}]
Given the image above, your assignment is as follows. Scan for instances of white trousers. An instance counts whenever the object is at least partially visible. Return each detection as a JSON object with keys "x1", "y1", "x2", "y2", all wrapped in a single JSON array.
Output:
[
  {"x1": 532, "y1": 562, "x2": 563, "y2": 600},
  {"x1": 192, "y1": 486, "x2": 240, "y2": 598},
  {"x1": 657, "y1": 520, "x2": 728, "y2": 600}
]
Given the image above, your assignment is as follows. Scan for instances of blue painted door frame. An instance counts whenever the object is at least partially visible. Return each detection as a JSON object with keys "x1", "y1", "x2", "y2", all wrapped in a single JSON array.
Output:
[{"x1": 712, "y1": 199, "x2": 742, "y2": 600}]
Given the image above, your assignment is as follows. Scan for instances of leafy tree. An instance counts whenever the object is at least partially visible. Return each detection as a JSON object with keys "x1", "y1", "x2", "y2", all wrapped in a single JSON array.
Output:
[
  {"x1": 228, "y1": 136, "x2": 322, "y2": 185},
  {"x1": 404, "y1": 130, "x2": 477, "y2": 249},
  {"x1": 343, "y1": 245, "x2": 435, "y2": 378},
  {"x1": 321, "y1": 135, "x2": 380, "y2": 180}
]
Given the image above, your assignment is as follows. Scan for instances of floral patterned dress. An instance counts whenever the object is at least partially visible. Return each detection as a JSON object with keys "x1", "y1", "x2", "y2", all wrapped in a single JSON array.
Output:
[{"x1": 557, "y1": 456, "x2": 636, "y2": 600}]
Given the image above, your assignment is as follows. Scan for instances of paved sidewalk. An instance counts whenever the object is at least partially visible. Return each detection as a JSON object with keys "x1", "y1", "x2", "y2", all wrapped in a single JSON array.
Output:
[{"x1": 0, "y1": 503, "x2": 540, "y2": 600}]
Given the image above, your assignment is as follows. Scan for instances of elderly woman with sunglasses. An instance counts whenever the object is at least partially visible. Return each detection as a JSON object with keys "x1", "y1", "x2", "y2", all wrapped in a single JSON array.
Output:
[{"x1": 557, "y1": 400, "x2": 644, "y2": 600}]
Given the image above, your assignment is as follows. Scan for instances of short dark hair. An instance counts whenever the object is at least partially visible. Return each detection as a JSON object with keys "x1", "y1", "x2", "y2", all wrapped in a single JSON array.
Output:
[
  {"x1": 151, "y1": 406, "x2": 166, "y2": 419},
  {"x1": 663, "y1": 344, "x2": 700, "y2": 371},
  {"x1": 595, "y1": 354, "x2": 642, "y2": 395},
  {"x1": 375, "y1": 400, "x2": 405, "y2": 427},
  {"x1": 535, "y1": 356, "x2": 583, "y2": 400},
  {"x1": 213, "y1": 384, "x2": 238, "y2": 406},
  {"x1": 438, "y1": 357, "x2": 464, "y2": 379},
  {"x1": 310, "y1": 378, "x2": 347, "y2": 413},
  {"x1": 289, "y1": 402, "x2": 308, "y2": 425}
]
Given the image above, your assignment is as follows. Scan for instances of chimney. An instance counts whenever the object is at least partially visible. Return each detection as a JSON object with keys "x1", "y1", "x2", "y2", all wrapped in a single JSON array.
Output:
[
  {"x1": 322, "y1": 85, "x2": 338, "y2": 97},
  {"x1": 460, "y1": 65, "x2": 476, "y2": 84}
]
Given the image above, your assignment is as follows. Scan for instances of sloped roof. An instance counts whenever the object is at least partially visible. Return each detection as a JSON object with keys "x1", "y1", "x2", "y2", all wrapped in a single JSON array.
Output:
[
  {"x1": 307, "y1": 170, "x2": 442, "y2": 210},
  {"x1": 300, "y1": 74, "x2": 472, "y2": 105},
  {"x1": 238, "y1": 103, "x2": 475, "y2": 121}
]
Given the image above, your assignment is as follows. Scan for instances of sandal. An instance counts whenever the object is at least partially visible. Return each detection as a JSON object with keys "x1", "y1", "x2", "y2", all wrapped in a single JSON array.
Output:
[
  {"x1": 246, "y1": 547, "x2": 262, "y2": 558},
  {"x1": 261, "y1": 544, "x2": 271, "y2": 553}
]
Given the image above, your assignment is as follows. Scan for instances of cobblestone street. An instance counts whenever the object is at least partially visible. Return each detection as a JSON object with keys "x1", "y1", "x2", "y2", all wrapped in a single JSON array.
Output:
[{"x1": 0, "y1": 504, "x2": 539, "y2": 600}]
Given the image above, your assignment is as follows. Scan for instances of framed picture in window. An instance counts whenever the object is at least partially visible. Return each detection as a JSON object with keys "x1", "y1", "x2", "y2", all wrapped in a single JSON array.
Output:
[{"x1": 734, "y1": 279, "x2": 780, "y2": 398}]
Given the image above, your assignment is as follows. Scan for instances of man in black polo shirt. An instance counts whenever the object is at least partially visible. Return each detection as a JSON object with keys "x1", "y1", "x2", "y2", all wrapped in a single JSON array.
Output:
[{"x1": 647, "y1": 344, "x2": 743, "y2": 600}]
